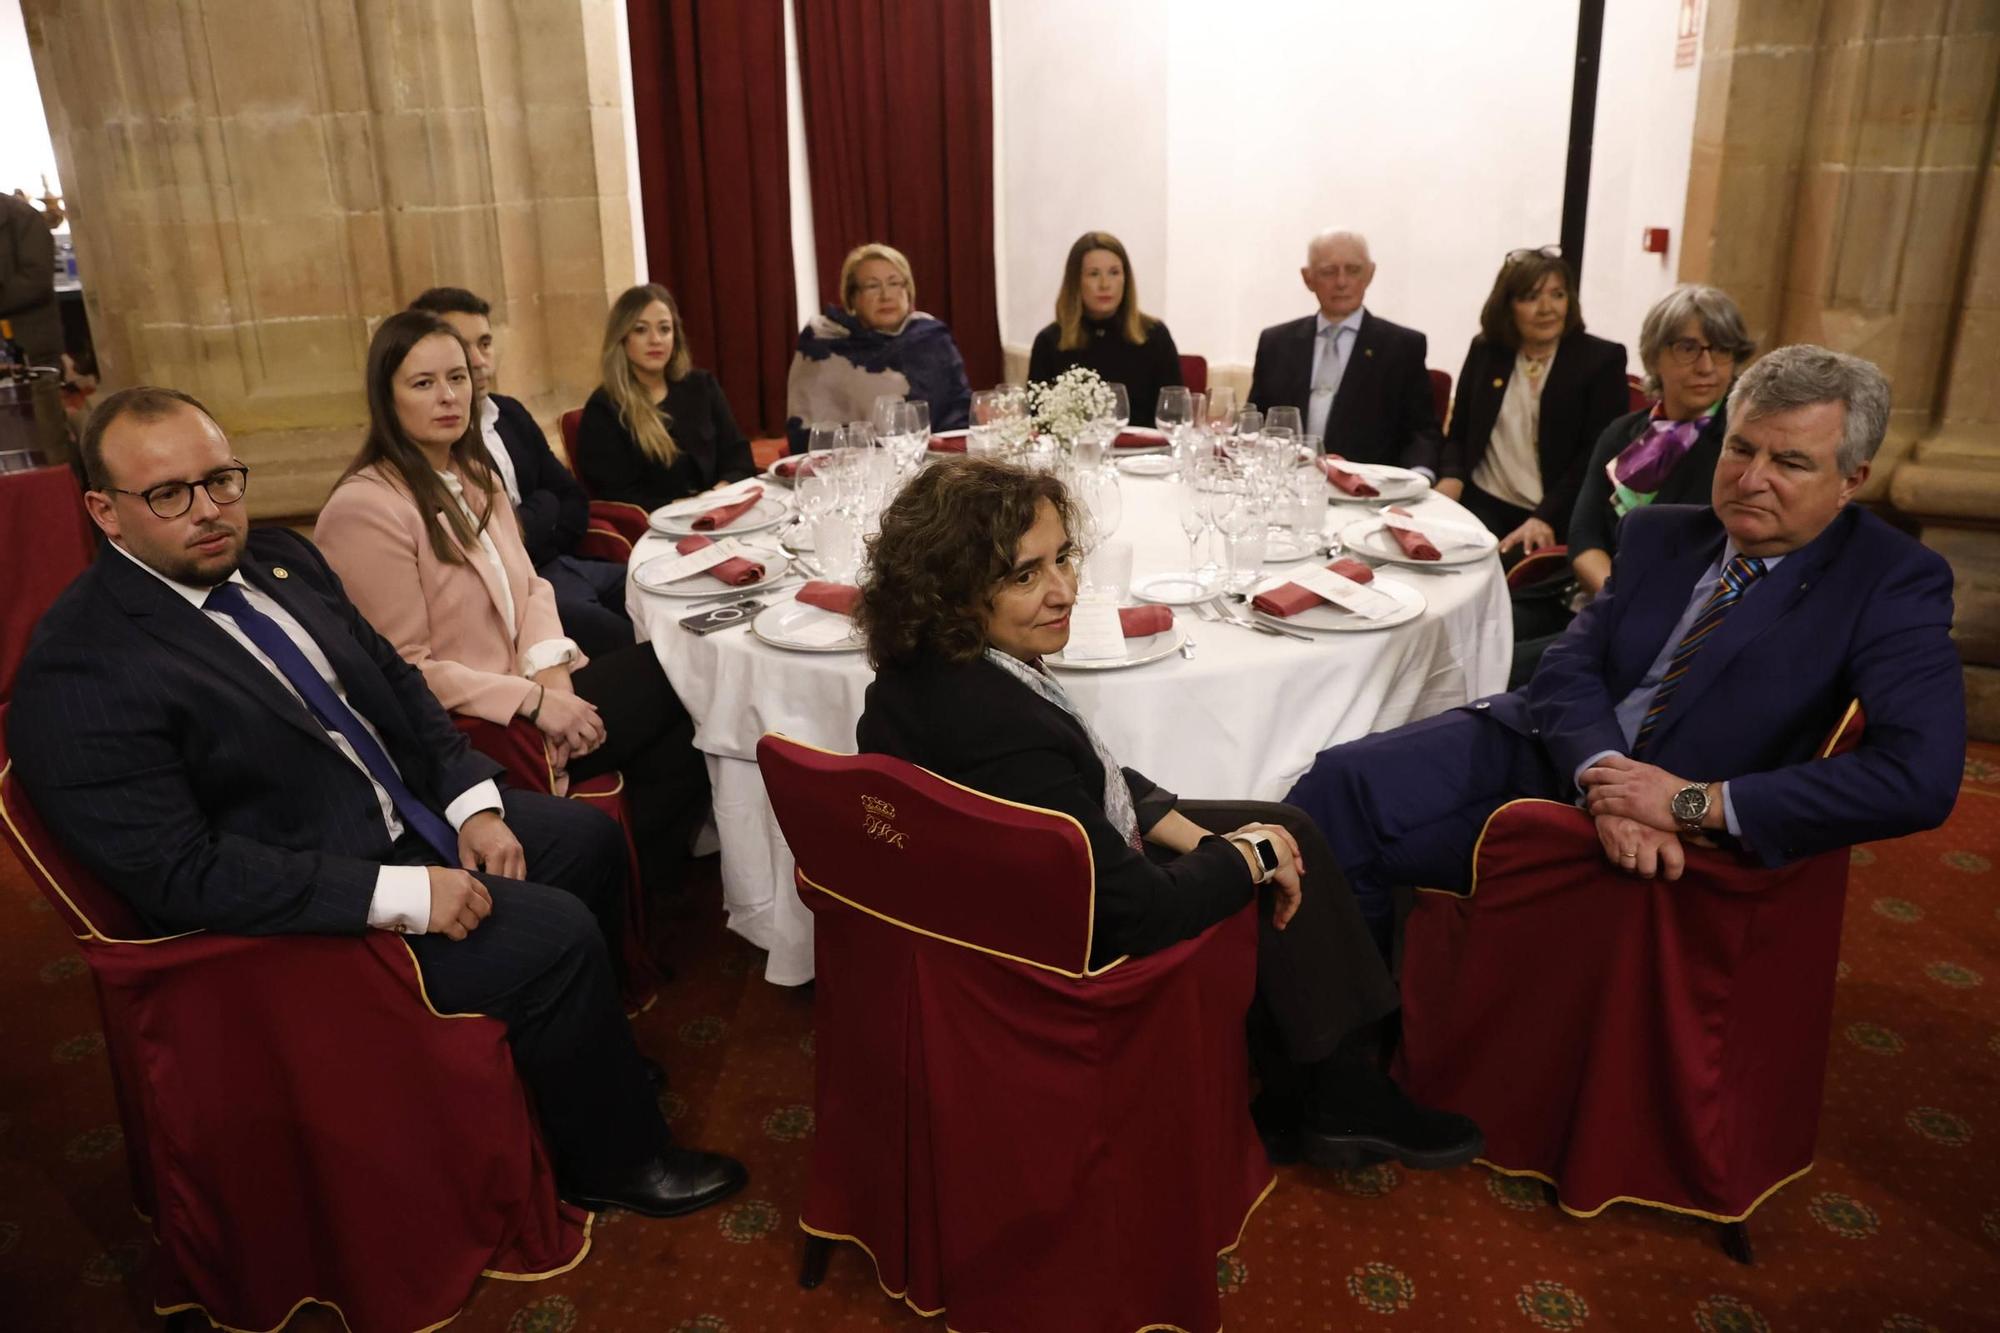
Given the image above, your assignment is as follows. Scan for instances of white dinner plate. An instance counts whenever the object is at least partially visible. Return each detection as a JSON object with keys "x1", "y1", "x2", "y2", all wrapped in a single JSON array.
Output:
[
  {"x1": 751, "y1": 597, "x2": 865, "y2": 653},
  {"x1": 1248, "y1": 574, "x2": 1426, "y2": 633},
  {"x1": 1047, "y1": 624, "x2": 1186, "y2": 671},
  {"x1": 1323, "y1": 462, "x2": 1432, "y2": 504},
  {"x1": 649, "y1": 493, "x2": 792, "y2": 538},
  {"x1": 1338, "y1": 514, "x2": 1497, "y2": 568},
  {"x1": 1116, "y1": 454, "x2": 1179, "y2": 478},
  {"x1": 761, "y1": 459, "x2": 811, "y2": 488},
  {"x1": 1130, "y1": 570, "x2": 1221, "y2": 606},
  {"x1": 1262, "y1": 531, "x2": 1325, "y2": 564},
  {"x1": 632, "y1": 549, "x2": 790, "y2": 598}
]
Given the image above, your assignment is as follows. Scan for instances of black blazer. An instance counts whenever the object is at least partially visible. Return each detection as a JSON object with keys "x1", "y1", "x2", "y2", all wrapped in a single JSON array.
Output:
[
  {"x1": 856, "y1": 655, "x2": 1252, "y2": 966},
  {"x1": 6, "y1": 529, "x2": 501, "y2": 937},
  {"x1": 1442, "y1": 329, "x2": 1629, "y2": 538},
  {"x1": 1566, "y1": 403, "x2": 1728, "y2": 561},
  {"x1": 573, "y1": 372, "x2": 756, "y2": 511},
  {"x1": 1247, "y1": 309, "x2": 1443, "y2": 473},
  {"x1": 487, "y1": 392, "x2": 589, "y2": 569}
]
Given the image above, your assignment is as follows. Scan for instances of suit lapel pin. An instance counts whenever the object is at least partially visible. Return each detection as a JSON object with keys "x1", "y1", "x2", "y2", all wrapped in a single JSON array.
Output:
[
  {"x1": 1364, "y1": 348, "x2": 1374, "y2": 358},
  {"x1": 1492, "y1": 377, "x2": 1505, "y2": 388},
  {"x1": 273, "y1": 567, "x2": 289, "y2": 579}
]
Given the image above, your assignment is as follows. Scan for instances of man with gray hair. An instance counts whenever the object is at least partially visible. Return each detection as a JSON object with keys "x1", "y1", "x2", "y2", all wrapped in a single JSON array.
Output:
[
  {"x1": 1286, "y1": 343, "x2": 1963, "y2": 938},
  {"x1": 1248, "y1": 229, "x2": 1444, "y2": 474}
]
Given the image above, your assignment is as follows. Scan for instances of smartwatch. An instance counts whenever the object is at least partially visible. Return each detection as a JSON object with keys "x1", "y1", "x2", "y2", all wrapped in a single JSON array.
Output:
[{"x1": 1227, "y1": 831, "x2": 1282, "y2": 884}]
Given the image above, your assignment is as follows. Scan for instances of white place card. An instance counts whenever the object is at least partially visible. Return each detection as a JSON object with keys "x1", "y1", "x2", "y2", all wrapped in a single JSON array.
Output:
[
  {"x1": 786, "y1": 612, "x2": 857, "y2": 647},
  {"x1": 1377, "y1": 509, "x2": 1490, "y2": 550},
  {"x1": 1060, "y1": 597, "x2": 1128, "y2": 662},
  {"x1": 657, "y1": 479, "x2": 764, "y2": 519},
  {"x1": 1292, "y1": 565, "x2": 1404, "y2": 621},
  {"x1": 641, "y1": 538, "x2": 744, "y2": 585}
]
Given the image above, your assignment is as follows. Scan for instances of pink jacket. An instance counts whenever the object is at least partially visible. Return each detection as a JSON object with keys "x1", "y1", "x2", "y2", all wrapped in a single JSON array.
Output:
[{"x1": 314, "y1": 462, "x2": 582, "y2": 724}]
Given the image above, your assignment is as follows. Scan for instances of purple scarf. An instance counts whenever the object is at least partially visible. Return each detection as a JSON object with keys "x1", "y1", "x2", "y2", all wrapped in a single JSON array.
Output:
[{"x1": 1610, "y1": 405, "x2": 1714, "y2": 495}]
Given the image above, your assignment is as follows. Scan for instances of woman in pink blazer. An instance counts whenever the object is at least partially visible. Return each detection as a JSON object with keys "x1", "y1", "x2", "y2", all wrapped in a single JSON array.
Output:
[{"x1": 316, "y1": 310, "x2": 707, "y2": 897}]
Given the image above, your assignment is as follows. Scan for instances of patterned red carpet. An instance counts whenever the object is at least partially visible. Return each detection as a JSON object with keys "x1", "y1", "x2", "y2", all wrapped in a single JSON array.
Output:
[{"x1": 3, "y1": 753, "x2": 1997, "y2": 1332}]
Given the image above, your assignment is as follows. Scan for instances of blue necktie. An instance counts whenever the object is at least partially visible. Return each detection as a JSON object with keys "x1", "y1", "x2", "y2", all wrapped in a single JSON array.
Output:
[
  {"x1": 204, "y1": 581, "x2": 461, "y2": 865},
  {"x1": 1633, "y1": 554, "x2": 1769, "y2": 754}
]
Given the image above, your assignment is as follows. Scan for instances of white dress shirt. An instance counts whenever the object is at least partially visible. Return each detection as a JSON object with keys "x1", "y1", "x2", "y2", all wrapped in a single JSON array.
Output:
[
  {"x1": 434, "y1": 468, "x2": 579, "y2": 677},
  {"x1": 1306, "y1": 308, "x2": 1365, "y2": 444},
  {"x1": 113, "y1": 541, "x2": 504, "y2": 933},
  {"x1": 477, "y1": 394, "x2": 524, "y2": 506}
]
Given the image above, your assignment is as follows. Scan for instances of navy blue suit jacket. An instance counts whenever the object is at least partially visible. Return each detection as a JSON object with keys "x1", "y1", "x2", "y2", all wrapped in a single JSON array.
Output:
[
  {"x1": 6, "y1": 528, "x2": 501, "y2": 936},
  {"x1": 489, "y1": 391, "x2": 590, "y2": 568},
  {"x1": 1490, "y1": 503, "x2": 1962, "y2": 866}
]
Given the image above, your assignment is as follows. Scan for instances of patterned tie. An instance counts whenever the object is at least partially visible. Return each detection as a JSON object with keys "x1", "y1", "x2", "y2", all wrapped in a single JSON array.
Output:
[
  {"x1": 204, "y1": 581, "x2": 461, "y2": 864},
  {"x1": 1307, "y1": 324, "x2": 1342, "y2": 442},
  {"x1": 1633, "y1": 554, "x2": 1769, "y2": 754}
]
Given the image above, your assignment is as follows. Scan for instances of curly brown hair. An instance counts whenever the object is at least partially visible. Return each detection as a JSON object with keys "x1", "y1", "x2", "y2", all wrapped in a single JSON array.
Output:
[{"x1": 857, "y1": 458, "x2": 1081, "y2": 669}]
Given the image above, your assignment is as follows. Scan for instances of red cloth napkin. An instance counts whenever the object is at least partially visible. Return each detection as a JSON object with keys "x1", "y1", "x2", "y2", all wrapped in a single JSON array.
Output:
[
  {"x1": 1117, "y1": 605, "x2": 1173, "y2": 638},
  {"x1": 1248, "y1": 558, "x2": 1376, "y2": 618},
  {"x1": 773, "y1": 456, "x2": 815, "y2": 479},
  {"x1": 928, "y1": 432, "x2": 967, "y2": 453},
  {"x1": 1385, "y1": 506, "x2": 1442, "y2": 561},
  {"x1": 1320, "y1": 455, "x2": 1379, "y2": 497},
  {"x1": 691, "y1": 486, "x2": 764, "y2": 530},
  {"x1": 673, "y1": 534, "x2": 766, "y2": 586},
  {"x1": 796, "y1": 581, "x2": 861, "y2": 615},
  {"x1": 1114, "y1": 428, "x2": 1167, "y2": 449}
]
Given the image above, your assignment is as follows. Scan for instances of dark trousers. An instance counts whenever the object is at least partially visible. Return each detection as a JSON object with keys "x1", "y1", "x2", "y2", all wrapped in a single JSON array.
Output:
[
  {"x1": 568, "y1": 643, "x2": 711, "y2": 895},
  {"x1": 541, "y1": 553, "x2": 634, "y2": 660},
  {"x1": 403, "y1": 788, "x2": 668, "y2": 1184},
  {"x1": 1169, "y1": 800, "x2": 1401, "y2": 1066},
  {"x1": 1459, "y1": 480, "x2": 1535, "y2": 544},
  {"x1": 1284, "y1": 707, "x2": 1568, "y2": 928}
]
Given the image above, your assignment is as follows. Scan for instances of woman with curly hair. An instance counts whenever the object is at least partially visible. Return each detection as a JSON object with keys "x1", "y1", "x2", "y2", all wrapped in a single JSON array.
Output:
[{"x1": 853, "y1": 457, "x2": 1482, "y2": 1172}]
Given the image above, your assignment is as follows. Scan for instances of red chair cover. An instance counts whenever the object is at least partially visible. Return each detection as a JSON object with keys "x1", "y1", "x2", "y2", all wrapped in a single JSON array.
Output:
[
  {"x1": 1429, "y1": 367, "x2": 1453, "y2": 431},
  {"x1": 1178, "y1": 353, "x2": 1209, "y2": 396},
  {"x1": 1397, "y1": 703, "x2": 1867, "y2": 1221},
  {"x1": 556, "y1": 404, "x2": 654, "y2": 543},
  {"x1": 0, "y1": 713, "x2": 589, "y2": 1331},
  {"x1": 453, "y1": 714, "x2": 662, "y2": 1011},
  {"x1": 0, "y1": 465, "x2": 95, "y2": 703},
  {"x1": 758, "y1": 734, "x2": 1272, "y2": 1333},
  {"x1": 577, "y1": 521, "x2": 633, "y2": 565}
]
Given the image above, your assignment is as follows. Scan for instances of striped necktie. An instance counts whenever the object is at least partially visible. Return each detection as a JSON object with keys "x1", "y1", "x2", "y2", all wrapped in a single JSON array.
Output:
[{"x1": 1633, "y1": 554, "x2": 1769, "y2": 754}]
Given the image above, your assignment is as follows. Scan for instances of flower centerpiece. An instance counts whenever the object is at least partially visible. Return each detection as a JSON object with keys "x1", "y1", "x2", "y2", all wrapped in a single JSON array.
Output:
[{"x1": 1027, "y1": 366, "x2": 1115, "y2": 449}]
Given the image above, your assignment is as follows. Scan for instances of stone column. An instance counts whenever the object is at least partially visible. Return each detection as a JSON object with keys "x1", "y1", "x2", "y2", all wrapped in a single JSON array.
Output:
[{"x1": 21, "y1": 0, "x2": 637, "y2": 517}]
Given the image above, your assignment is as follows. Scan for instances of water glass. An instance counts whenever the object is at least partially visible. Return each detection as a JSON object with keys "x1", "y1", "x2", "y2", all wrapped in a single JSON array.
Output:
[
  {"x1": 1217, "y1": 491, "x2": 1269, "y2": 594},
  {"x1": 814, "y1": 509, "x2": 863, "y2": 583},
  {"x1": 967, "y1": 422, "x2": 1002, "y2": 457},
  {"x1": 1082, "y1": 540, "x2": 1134, "y2": 600},
  {"x1": 796, "y1": 451, "x2": 837, "y2": 518}
]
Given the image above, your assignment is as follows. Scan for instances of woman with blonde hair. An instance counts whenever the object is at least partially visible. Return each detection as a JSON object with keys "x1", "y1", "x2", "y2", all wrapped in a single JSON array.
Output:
[
  {"x1": 784, "y1": 241, "x2": 971, "y2": 451},
  {"x1": 1027, "y1": 231, "x2": 1182, "y2": 428},
  {"x1": 574, "y1": 283, "x2": 755, "y2": 509}
]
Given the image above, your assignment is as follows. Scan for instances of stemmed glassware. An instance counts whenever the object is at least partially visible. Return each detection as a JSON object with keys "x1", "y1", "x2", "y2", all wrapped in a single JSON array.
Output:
[
  {"x1": 1106, "y1": 383, "x2": 1130, "y2": 435},
  {"x1": 1156, "y1": 386, "x2": 1192, "y2": 437}
]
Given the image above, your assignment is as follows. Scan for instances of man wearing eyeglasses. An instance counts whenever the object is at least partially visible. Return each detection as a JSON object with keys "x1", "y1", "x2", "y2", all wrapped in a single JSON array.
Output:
[
  {"x1": 1248, "y1": 229, "x2": 1443, "y2": 476},
  {"x1": 6, "y1": 386, "x2": 748, "y2": 1220}
]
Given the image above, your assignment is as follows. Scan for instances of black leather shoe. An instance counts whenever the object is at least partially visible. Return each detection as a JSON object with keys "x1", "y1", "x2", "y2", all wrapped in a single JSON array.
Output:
[
  {"x1": 641, "y1": 1057, "x2": 668, "y2": 1093},
  {"x1": 564, "y1": 1148, "x2": 748, "y2": 1218},
  {"x1": 1301, "y1": 1095, "x2": 1484, "y2": 1172}
]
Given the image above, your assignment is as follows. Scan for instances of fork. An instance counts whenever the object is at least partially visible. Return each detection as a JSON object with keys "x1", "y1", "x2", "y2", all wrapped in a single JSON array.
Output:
[{"x1": 1219, "y1": 598, "x2": 1314, "y2": 641}]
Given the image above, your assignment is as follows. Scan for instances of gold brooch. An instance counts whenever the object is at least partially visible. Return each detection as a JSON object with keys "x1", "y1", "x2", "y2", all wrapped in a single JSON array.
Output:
[
  {"x1": 1492, "y1": 377, "x2": 1505, "y2": 388},
  {"x1": 273, "y1": 567, "x2": 290, "y2": 579}
]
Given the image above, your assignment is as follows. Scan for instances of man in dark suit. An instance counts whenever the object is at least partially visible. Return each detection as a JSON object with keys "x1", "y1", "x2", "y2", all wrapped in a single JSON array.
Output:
[
  {"x1": 410, "y1": 286, "x2": 633, "y2": 658},
  {"x1": 1285, "y1": 345, "x2": 1964, "y2": 935},
  {"x1": 7, "y1": 386, "x2": 745, "y2": 1218},
  {"x1": 1247, "y1": 230, "x2": 1443, "y2": 475}
]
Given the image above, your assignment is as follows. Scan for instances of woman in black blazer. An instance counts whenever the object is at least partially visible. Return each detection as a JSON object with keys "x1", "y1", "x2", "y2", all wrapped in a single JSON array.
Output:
[
  {"x1": 574, "y1": 283, "x2": 756, "y2": 510},
  {"x1": 1026, "y1": 231, "x2": 1182, "y2": 428},
  {"x1": 1438, "y1": 249, "x2": 1629, "y2": 555},
  {"x1": 1566, "y1": 284, "x2": 1755, "y2": 594},
  {"x1": 853, "y1": 458, "x2": 1480, "y2": 1172}
]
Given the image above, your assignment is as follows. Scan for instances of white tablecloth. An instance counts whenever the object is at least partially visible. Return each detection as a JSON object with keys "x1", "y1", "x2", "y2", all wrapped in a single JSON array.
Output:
[{"x1": 632, "y1": 474, "x2": 1512, "y2": 985}]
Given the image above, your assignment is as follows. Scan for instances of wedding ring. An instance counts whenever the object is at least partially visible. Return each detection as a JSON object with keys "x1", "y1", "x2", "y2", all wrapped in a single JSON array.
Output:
[{"x1": 1620, "y1": 851, "x2": 1637, "y2": 860}]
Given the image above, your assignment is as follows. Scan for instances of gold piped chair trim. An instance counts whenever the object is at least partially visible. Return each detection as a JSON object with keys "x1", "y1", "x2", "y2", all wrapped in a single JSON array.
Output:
[
  {"x1": 0, "y1": 760, "x2": 199, "y2": 945},
  {"x1": 798, "y1": 1173, "x2": 1277, "y2": 1333},
  {"x1": 1476, "y1": 1158, "x2": 1814, "y2": 1223}
]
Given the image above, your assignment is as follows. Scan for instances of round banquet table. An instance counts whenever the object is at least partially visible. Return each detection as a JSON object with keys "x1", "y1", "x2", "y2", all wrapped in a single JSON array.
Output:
[{"x1": 630, "y1": 471, "x2": 1512, "y2": 985}]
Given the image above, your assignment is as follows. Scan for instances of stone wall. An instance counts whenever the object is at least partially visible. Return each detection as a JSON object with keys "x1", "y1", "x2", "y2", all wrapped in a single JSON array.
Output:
[
  {"x1": 21, "y1": 0, "x2": 635, "y2": 517},
  {"x1": 1682, "y1": 0, "x2": 2000, "y2": 735}
]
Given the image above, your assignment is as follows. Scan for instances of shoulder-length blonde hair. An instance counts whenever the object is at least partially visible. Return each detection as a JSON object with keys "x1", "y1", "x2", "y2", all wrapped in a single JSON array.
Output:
[
  {"x1": 839, "y1": 242, "x2": 916, "y2": 313},
  {"x1": 341, "y1": 310, "x2": 499, "y2": 565},
  {"x1": 1054, "y1": 231, "x2": 1150, "y2": 351},
  {"x1": 599, "y1": 283, "x2": 692, "y2": 467}
]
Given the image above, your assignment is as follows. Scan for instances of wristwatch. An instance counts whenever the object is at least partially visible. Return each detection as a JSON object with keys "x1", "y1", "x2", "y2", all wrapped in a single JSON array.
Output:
[
  {"x1": 1670, "y1": 782, "x2": 1713, "y2": 834},
  {"x1": 1227, "y1": 831, "x2": 1282, "y2": 884}
]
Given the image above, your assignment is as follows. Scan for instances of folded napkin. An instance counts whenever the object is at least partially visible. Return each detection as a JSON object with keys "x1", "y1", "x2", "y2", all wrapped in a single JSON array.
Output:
[
  {"x1": 773, "y1": 455, "x2": 816, "y2": 480},
  {"x1": 674, "y1": 535, "x2": 766, "y2": 586},
  {"x1": 1320, "y1": 455, "x2": 1380, "y2": 497},
  {"x1": 1385, "y1": 506, "x2": 1442, "y2": 561},
  {"x1": 1114, "y1": 428, "x2": 1168, "y2": 449},
  {"x1": 1117, "y1": 605, "x2": 1173, "y2": 638},
  {"x1": 1249, "y1": 558, "x2": 1376, "y2": 618},
  {"x1": 692, "y1": 485, "x2": 765, "y2": 531},
  {"x1": 928, "y1": 431, "x2": 968, "y2": 453},
  {"x1": 796, "y1": 581, "x2": 861, "y2": 615}
]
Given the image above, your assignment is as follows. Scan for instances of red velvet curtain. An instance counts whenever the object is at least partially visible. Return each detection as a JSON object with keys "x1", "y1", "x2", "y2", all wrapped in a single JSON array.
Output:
[
  {"x1": 793, "y1": 0, "x2": 1003, "y2": 391},
  {"x1": 626, "y1": 0, "x2": 795, "y2": 434}
]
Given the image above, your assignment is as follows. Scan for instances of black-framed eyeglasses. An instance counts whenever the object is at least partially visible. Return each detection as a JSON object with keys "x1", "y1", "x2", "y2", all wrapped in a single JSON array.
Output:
[
  {"x1": 1663, "y1": 337, "x2": 1735, "y2": 367},
  {"x1": 106, "y1": 464, "x2": 250, "y2": 519},
  {"x1": 1505, "y1": 245, "x2": 1564, "y2": 265}
]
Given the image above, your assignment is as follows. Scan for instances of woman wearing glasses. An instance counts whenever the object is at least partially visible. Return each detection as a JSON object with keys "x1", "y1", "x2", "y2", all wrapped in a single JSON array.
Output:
[
  {"x1": 783, "y1": 242, "x2": 972, "y2": 452},
  {"x1": 1026, "y1": 231, "x2": 1182, "y2": 428},
  {"x1": 1436, "y1": 248, "x2": 1629, "y2": 555}
]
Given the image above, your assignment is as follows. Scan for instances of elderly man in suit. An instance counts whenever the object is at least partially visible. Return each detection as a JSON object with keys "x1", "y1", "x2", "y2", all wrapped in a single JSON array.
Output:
[
  {"x1": 1285, "y1": 345, "x2": 1964, "y2": 937},
  {"x1": 1248, "y1": 229, "x2": 1443, "y2": 476},
  {"x1": 7, "y1": 386, "x2": 744, "y2": 1218},
  {"x1": 408, "y1": 286, "x2": 633, "y2": 658}
]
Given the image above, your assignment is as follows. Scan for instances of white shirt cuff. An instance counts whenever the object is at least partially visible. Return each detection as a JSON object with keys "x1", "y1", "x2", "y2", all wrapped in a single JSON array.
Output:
[
  {"x1": 444, "y1": 779, "x2": 504, "y2": 831},
  {"x1": 1720, "y1": 780, "x2": 1741, "y2": 838},
  {"x1": 1412, "y1": 466, "x2": 1437, "y2": 483},
  {"x1": 367, "y1": 865, "x2": 433, "y2": 935},
  {"x1": 1573, "y1": 748, "x2": 1622, "y2": 796},
  {"x1": 519, "y1": 637, "x2": 581, "y2": 677}
]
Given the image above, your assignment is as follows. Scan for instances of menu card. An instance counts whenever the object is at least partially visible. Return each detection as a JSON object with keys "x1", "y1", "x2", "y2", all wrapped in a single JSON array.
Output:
[
  {"x1": 640, "y1": 537, "x2": 745, "y2": 584},
  {"x1": 1060, "y1": 597, "x2": 1129, "y2": 662},
  {"x1": 785, "y1": 613, "x2": 858, "y2": 647},
  {"x1": 1290, "y1": 565, "x2": 1403, "y2": 621}
]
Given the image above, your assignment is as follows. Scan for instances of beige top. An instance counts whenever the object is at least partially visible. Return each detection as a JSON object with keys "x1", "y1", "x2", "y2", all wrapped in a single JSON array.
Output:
[{"x1": 1471, "y1": 349, "x2": 1555, "y2": 512}]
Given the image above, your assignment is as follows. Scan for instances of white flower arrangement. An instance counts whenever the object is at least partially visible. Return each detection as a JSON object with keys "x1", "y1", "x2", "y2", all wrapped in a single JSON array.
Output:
[{"x1": 1028, "y1": 366, "x2": 1115, "y2": 444}]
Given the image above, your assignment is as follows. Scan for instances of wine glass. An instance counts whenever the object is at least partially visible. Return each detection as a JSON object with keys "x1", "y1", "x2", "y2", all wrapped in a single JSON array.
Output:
[
  {"x1": 901, "y1": 399, "x2": 931, "y2": 458},
  {"x1": 1156, "y1": 386, "x2": 1192, "y2": 436},
  {"x1": 1106, "y1": 383, "x2": 1130, "y2": 434},
  {"x1": 1205, "y1": 385, "x2": 1237, "y2": 430},
  {"x1": 871, "y1": 395, "x2": 904, "y2": 439},
  {"x1": 807, "y1": 421, "x2": 840, "y2": 454},
  {"x1": 1266, "y1": 406, "x2": 1302, "y2": 437},
  {"x1": 795, "y1": 452, "x2": 837, "y2": 522}
]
